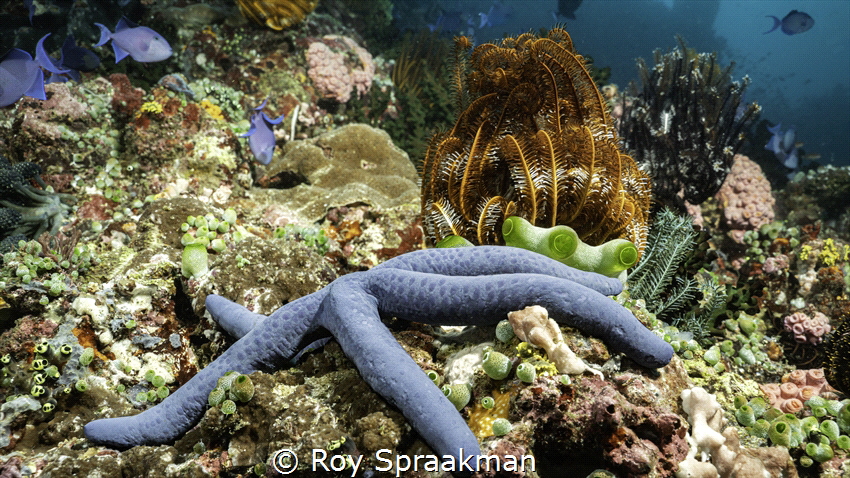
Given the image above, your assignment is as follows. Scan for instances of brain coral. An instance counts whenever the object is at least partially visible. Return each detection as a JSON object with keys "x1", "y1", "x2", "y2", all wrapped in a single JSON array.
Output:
[{"x1": 420, "y1": 28, "x2": 651, "y2": 254}]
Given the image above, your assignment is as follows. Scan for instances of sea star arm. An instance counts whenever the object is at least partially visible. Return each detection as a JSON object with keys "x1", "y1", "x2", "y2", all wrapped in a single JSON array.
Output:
[
  {"x1": 365, "y1": 269, "x2": 673, "y2": 369},
  {"x1": 319, "y1": 276, "x2": 483, "y2": 462},
  {"x1": 375, "y1": 245, "x2": 623, "y2": 296}
]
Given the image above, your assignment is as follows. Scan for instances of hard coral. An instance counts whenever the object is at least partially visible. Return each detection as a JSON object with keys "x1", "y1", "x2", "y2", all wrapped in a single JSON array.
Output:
[
  {"x1": 421, "y1": 28, "x2": 651, "y2": 253},
  {"x1": 782, "y1": 311, "x2": 831, "y2": 345},
  {"x1": 716, "y1": 154, "x2": 775, "y2": 242},
  {"x1": 306, "y1": 36, "x2": 375, "y2": 104}
]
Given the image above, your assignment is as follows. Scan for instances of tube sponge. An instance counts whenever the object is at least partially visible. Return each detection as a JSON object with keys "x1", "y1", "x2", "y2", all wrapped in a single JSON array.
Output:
[{"x1": 502, "y1": 216, "x2": 638, "y2": 278}]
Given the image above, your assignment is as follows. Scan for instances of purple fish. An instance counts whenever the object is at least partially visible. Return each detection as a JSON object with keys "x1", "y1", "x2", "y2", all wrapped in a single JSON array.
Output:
[
  {"x1": 43, "y1": 35, "x2": 98, "y2": 84},
  {"x1": 427, "y1": 11, "x2": 470, "y2": 33},
  {"x1": 764, "y1": 10, "x2": 814, "y2": 35},
  {"x1": 0, "y1": 34, "x2": 68, "y2": 107},
  {"x1": 765, "y1": 123, "x2": 799, "y2": 169},
  {"x1": 241, "y1": 99, "x2": 284, "y2": 165},
  {"x1": 94, "y1": 17, "x2": 172, "y2": 63}
]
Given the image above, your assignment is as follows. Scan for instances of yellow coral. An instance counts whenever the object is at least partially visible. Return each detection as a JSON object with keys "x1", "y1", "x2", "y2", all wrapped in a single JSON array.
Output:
[
  {"x1": 820, "y1": 238, "x2": 839, "y2": 266},
  {"x1": 200, "y1": 99, "x2": 225, "y2": 121},
  {"x1": 136, "y1": 101, "x2": 164, "y2": 119},
  {"x1": 800, "y1": 244, "x2": 812, "y2": 261},
  {"x1": 467, "y1": 387, "x2": 515, "y2": 439}
]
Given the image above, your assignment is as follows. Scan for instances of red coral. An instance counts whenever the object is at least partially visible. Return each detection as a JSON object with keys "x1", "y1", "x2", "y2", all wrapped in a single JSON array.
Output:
[{"x1": 109, "y1": 73, "x2": 144, "y2": 117}]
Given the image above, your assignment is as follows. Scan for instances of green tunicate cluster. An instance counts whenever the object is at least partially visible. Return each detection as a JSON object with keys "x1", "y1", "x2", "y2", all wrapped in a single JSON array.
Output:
[
  {"x1": 501, "y1": 216, "x2": 638, "y2": 278},
  {"x1": 740, "y1": 221, "x2": 800, "y2": 265},
  {"x1": 516, "y1": 363, "x2": 536, "y2": 383},
  {"x1": 208, "y1": 371, "x2": 253, "y2": 414},
  {"x1": 179, "y1": 210, "x2": 240, "y2": 279},
  {"x1": 426, "y1": 370, "x2": 441, "y2": 387},
  {"x1": 735, "y1": 393, "x2": 850, "y2": 466},
  {"x1": 0, "y1": 239, "x2": 94, "y2": 301},
  {"x1": 0, "y1": 339, "x2": 91, "y2": 413},
  {"x1": 274, "y1": 224, "x2": 329, "y2": 255},
  {"x1": 698, "y1": 311, "x2": 783, "y2": 376}
]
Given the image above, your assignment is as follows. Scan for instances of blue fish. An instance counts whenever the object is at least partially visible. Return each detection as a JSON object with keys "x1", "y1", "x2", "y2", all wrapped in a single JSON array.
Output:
[
  {"x1": 0, "y1": 34, "x2": 68, "y2": 107},
  {"x1": 44, "y1": 35, "x2": 100, "y2": 83},
  {"x1": 94, "y1": 17, "x2": 172, "y2": 63},
  {"x1": 764, "y1": 10, "x2": 814, "y2": 35},
  {"x1": 765, "y1": 123, "x2": 799, "y2": 169},
  {"x1": 478, "y1": 1, "x2": 512, "y2": 28},
  {"x1": 241, "y1": 99, "x2": 284, "y2": 165},
  {"x1": 427, "y1": 11, "x2": 471, "y2": 34}
]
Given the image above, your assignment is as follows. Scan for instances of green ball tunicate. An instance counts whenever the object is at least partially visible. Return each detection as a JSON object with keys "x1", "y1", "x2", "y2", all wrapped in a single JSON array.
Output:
[
  {"x1": 31, "y1": 385, "x2": 46, "y2": 397},
  {"x1": 800, "y1": 416, "x2": 819, "y2": 435},
  {"x1": 748, "y1": 397, "x2": 767, "y2": 417},
  {"x1": 482, "y1": 351, "x2": 511, "y2": 380},
  {"x1": 703, "y1": 346, "x2": 721, "y2": 366},
  {"x1": 820, "y1": 419, "x2": 840, "y2": 442},
  {"x1": 480, "y1": 396, "x2": 495, "y2": 409},
  {"x1": 426, "y1": 370, "x2": 441, "y2": 386},
  {"x1": 837, "y1": 435, "x2": 850, "y2": 450},
  {"x1": 75, "y1": 379, "x2": 88, "y2": 392},
  {"x1": 217, "y1": 371, "x2": 238, "y2": 391},
  {"x1": 491, "y1": 418, "x2": 512, "y2": 436},
  {"x1": 79, "y1": 347, "x2": 95, "y2": 366},
  {"x1": 495, "y1": 320, "x2": 515, "y2": 343},
  {"x1": 151, "y1": 375, "x2": 166, "y2": 388},
  {"x1": 147, "y1": 390, "x2": 158, "y2": 402},
  {"x1": 31, "y1": 358, "x2": 48, "y2": 370},
  {"x1": 211, "y1": 238, "x2": 226, "y2": 253},
  {"x1": 208, "y1": 387, "x2": 226, "y2": 407},
  {"x1": 156, "y1": 386, "x2": 170, "y2": 399},
  {"x1": 750, "y1": 419, "x2": 770, "y2": 439},
  {"x1": 229, "y1": 374, "x2": 254, "y2": 403},
  {"x1": 441, "y1": 384, "x2": 471, "y2": 411},
  {"x1": 182, "y1": 243, "x2": 209, "y2": 279},
  {"x1": 144, "y1": 369, "x2": 156, "y2": 382},
  {"x1": 735, "y1": 405, "x2": 756, "y2": 427},
  {"x1": 768, "y1": 420, "x2": 791, "y2": 447},
  {"x1": 42, "y1": 401, "x2": 55, "y2": 413},
  {"x1": 220, "y1": 399, "x2": 237, "y2": 415},
  {"x1": 805, "y1": 442, "x2": 834, "y2": 463},
  {"x1": 516, "y1": 363, "x2": 536, "y2": 383}
]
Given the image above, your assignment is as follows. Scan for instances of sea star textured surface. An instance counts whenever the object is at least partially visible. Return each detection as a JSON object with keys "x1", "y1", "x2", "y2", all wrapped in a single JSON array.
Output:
[{"x1": 84, "y1": 246, "x2": 673, "y2": 462}]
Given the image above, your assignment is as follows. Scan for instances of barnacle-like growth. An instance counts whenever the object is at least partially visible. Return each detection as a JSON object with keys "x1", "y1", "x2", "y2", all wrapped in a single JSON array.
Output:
[
  {"x1": 618, "y1": 37, "x2": 759, "y2": 210},
  {"x1": 235, "y1": 0, "x2": 318, "y2": 30},
  {"x1": 421, "y1": 28, "x2": 651, "y2": 255}
]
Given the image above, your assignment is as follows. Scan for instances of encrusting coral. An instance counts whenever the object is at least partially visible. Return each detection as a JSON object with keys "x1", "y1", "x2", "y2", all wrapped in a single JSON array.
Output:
[{"x1": 420, "y1": 28, "x2": 651, "y2": 254}]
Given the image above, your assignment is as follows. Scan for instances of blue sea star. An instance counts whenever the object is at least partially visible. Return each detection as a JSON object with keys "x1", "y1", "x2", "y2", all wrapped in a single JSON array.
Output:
[{"x1": 84, "y1": 246, "x2": 673, "y2": 463}]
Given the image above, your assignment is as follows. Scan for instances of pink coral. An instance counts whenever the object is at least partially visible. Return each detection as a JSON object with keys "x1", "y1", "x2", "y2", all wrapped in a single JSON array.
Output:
[
  {"x1": 715, "y1": 154, "x2": 775, "y2": 242},
  {"x1": 760, "y1": 368, "x2": 837, "y2": 412},
  {"x1": 306, "y1": 35, "x2": 374, "y2": 103},
  {"x1": 783, "y1": 311, "x2": 831, "y2": 344}
]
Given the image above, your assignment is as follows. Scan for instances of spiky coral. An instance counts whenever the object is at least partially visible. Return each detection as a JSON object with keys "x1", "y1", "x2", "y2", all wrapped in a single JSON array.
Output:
[{"x1": 420, "y1": 28, "x2": 651, "y2": 255}]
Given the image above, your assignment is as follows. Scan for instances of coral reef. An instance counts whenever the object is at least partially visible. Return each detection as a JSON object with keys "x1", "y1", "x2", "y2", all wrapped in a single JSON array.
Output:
[
  {"x1": 716, "y1": 154, "x2": 776, "y2": 243},
  {"x1": 420, "y1": 28, "x2": 651, "y2": 252},
  {"x1": 306, "y1": 35, "x2": 375, "y2": 104},
  {"x1": 619, "y1": 37, "x2": 759, "y2": 211},
  {"x1": 677, "y1": 387, "x2": 797, "y2": 477},
  {"x1": 258, "y1": 124, "x2": 419, "y2": 220}
]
